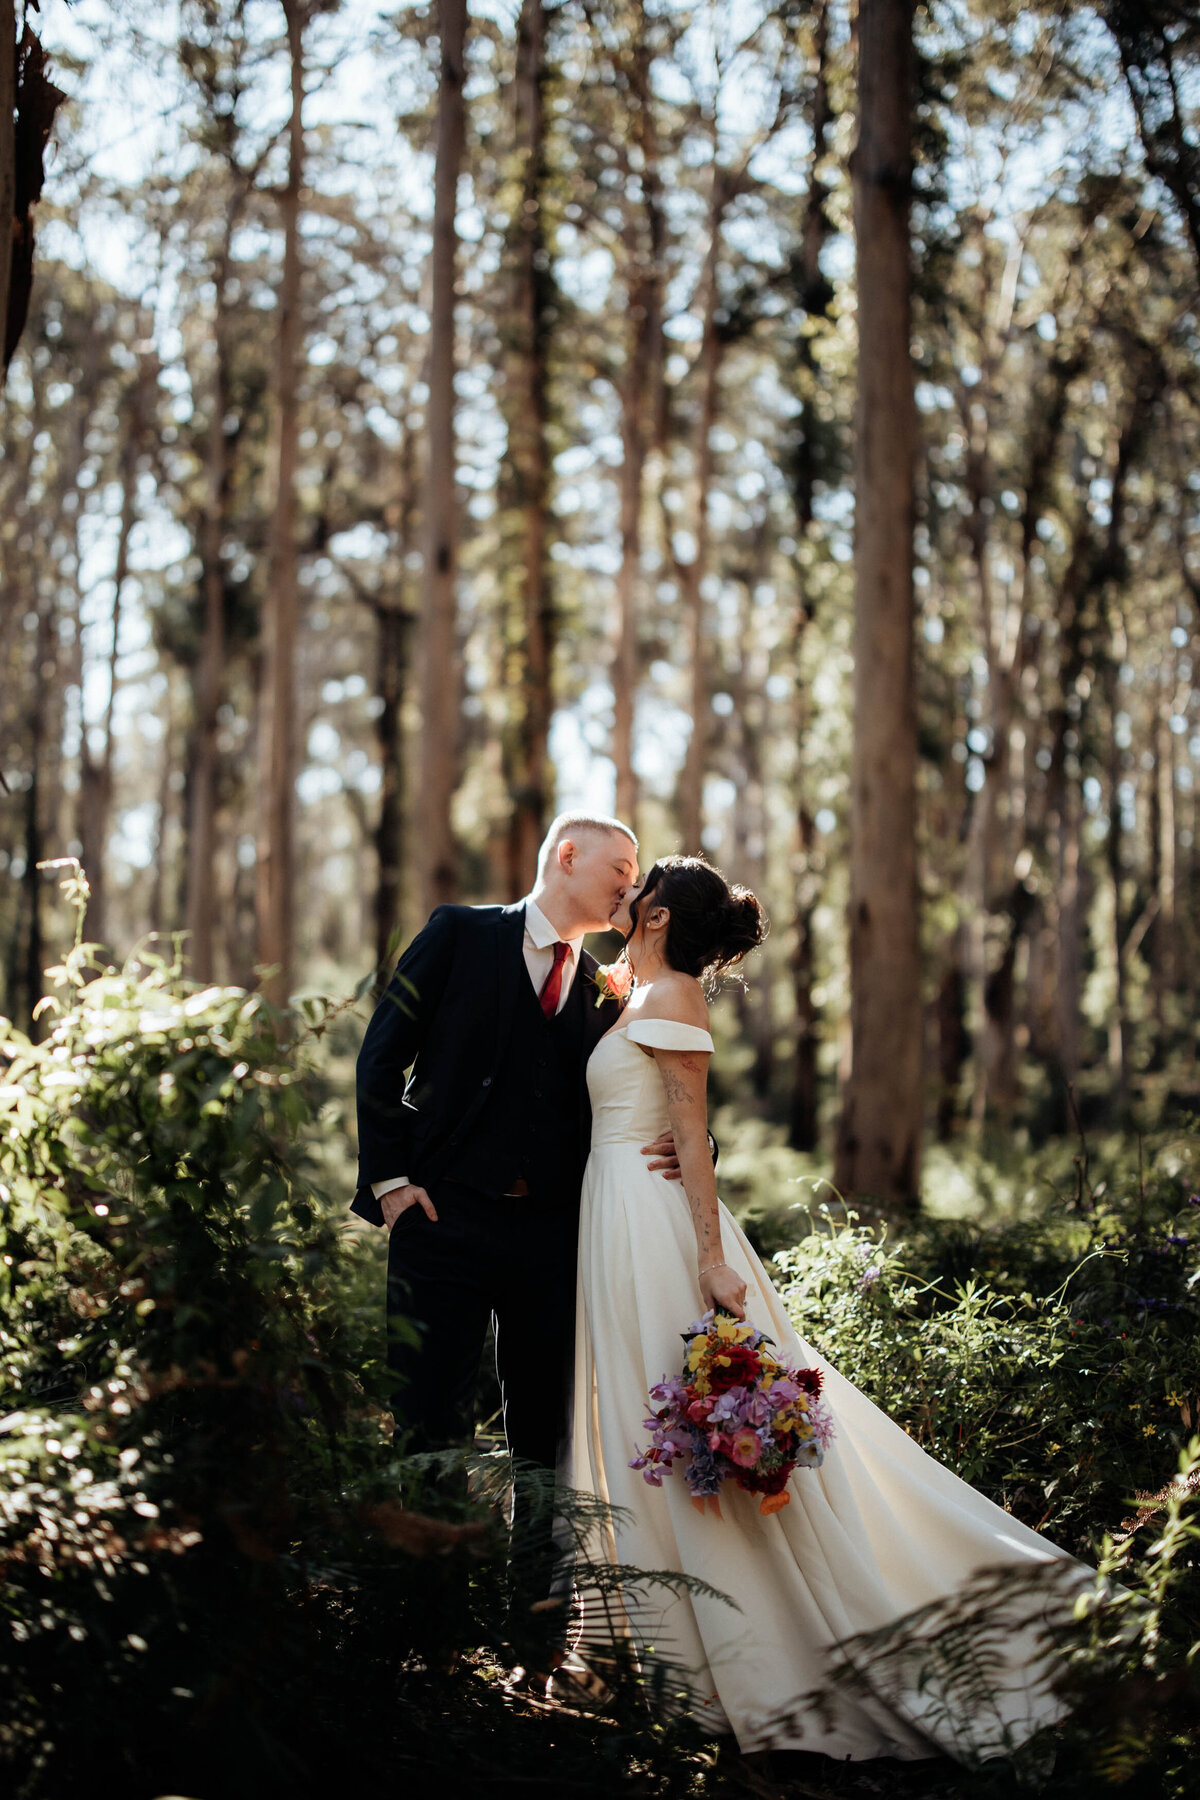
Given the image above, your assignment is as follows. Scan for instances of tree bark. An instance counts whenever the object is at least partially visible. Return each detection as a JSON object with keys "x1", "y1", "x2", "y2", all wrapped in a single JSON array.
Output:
[
  {"x1": 373, "y1": 425, "x2": 418, "y2": 973},
  {"x1": 677, "y1": 169, "x2": 728, "y2": 855},
  {"x1": 418, "y1": 0, "x2": 467, "y2": 915},
  {"x1": 501, "y1": 0, "x2": 554, "y2": 898},
  {"x1": 834, "y1": 0, "x2": 922, "y2": 1212},
  {"x1": 612, "y1": 21, "x2": 665, "y2": 832},
  {"x1": 614, "y1": 327, "x2": 647, "y2": 829},
  {"x1": 79, "y1": 361, "x2": 146, "y2": 950},
  {"x1": 0, "y1": 0, "x2": 14, "y2": 387},
  {"x1": 255, "y1": 0, "x2": 306, "y2": 1008},
  {"x1": 788, "y1": 0, "x2": 834, "y2": 1154},
  {"x1": 184, "y1": 206, "x2": 237, "y2": 983}
]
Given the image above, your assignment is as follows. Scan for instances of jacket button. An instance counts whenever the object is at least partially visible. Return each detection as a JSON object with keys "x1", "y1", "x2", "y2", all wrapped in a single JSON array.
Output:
[{"x1": 482, "y1": 1076, "x2": 492, "y2": 1087}]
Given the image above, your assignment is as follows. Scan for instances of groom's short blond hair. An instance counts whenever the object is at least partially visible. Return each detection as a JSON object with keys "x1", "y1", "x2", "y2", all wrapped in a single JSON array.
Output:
[{"x1": 536, "y1": 812, "x2": 639, "y2": 880}]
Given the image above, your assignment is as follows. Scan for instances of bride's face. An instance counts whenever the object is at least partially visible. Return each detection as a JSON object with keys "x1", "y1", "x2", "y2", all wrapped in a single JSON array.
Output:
[{"x1": 610, "y1": 875, "x2": 645, "y2": 937}]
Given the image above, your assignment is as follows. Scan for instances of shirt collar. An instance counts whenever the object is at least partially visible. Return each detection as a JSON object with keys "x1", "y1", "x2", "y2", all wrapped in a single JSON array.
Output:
[{"x1": 523, "y1": 896, "x2": 583, "y2": 958}]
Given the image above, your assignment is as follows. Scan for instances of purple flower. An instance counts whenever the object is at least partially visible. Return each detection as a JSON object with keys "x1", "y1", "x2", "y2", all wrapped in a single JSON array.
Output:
[
  {"x1": 743, "y1": 1392, "x2": 772, "y2": 1428},
  {"x1": 685, "y1": 1454, "x2": 722, "y2": 1498},
  {"x1": 860, "y1": 1266, "x2": 882, "y2": 1289},
  {"x1": 1165, "y1": 1233, "x2": 1189, "y2": 1247},
  {"x1": 650, "y1": 1375, "x2": 687, "y2": 1407},
  {"x1": 768, "y1": 1378, "x2": 800, "y2": 1409}
]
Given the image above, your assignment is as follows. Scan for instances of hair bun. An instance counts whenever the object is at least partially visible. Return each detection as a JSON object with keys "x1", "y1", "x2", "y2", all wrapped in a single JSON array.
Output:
[{"x1": 721, "y1": 887, "x2": 767, "y2": 956}]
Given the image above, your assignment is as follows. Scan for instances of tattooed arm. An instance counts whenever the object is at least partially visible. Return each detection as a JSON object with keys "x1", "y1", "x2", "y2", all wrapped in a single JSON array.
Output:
[{"x1": 655, "y1": 1044, "x2": 747, "y2": 1320}]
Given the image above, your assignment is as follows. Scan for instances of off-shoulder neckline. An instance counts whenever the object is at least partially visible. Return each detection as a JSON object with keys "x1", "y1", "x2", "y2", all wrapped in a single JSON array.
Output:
[{"x1": 599, "y1": 1020, "x2": 714, "y2": 1052}]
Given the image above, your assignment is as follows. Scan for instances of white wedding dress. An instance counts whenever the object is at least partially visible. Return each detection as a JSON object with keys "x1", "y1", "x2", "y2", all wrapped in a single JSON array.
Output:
[{"x1": 569, "y1": 1019, "x2": 1089, "y2": 1761}]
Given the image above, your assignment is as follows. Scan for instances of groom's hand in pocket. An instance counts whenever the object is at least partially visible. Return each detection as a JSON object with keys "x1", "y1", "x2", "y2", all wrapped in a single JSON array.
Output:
[
  {"x1": 641, "y1": 1132, "x2": 683, "y2": 1181},
  {"x1": 381, "y1": 1184, "x2": 439, "y2": 1230}
]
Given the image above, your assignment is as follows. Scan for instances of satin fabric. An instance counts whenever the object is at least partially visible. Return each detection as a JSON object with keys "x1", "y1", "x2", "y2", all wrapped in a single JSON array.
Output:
[{"x1": 570, "y1": 1019, "x2": 1087, "y2": 1760}]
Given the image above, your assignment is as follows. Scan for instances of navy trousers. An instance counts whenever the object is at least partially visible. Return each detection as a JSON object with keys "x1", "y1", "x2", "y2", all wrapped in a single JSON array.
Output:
[{"x1": 385, "y1": 1178, "x2": 579, "y2": 1632}]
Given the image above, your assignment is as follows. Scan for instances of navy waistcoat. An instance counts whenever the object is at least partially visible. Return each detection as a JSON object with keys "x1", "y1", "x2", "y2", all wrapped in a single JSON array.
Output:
[{"x1": 441, "y1": 948, "x2": 587, "y2": 1200}]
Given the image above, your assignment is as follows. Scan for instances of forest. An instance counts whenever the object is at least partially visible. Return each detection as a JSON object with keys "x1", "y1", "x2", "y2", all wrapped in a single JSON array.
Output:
[{"x1": 2, "y1": 0, "x2": 1200, "y2": 1796}]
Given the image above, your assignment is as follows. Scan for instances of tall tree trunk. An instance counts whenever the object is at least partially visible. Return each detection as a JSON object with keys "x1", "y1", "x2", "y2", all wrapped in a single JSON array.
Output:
[
  {"x1": 0, "y1": 0, "x2": 14, "y2": 390},
  {"x1": 418, "y1": 0, "x2": 467, "y2": 915},
  {"x1": 614, "y1": 338, "x2": 647, "y2": 828},
  {"x1": 1154, "y1": 694, "x2": 1177, "y2": 1027},
  {"x1": 255, "y1": 0, "x2": 306, "y2": 1008},
  {"x1": 788, "y1": 0, "x2": 834, "y2": 1153},
  {"x1": 373, "y1": 597, "x2": 410, "y2": 970},
  {"x1": 1105, "y1": 654, "x2": 1129, "y2": 1106},
  {"x1": 612, "y1": 22, "x2": 665, "y2": 832},
  {"x1": 20, "y1": 595, "x2": 53, "y2": 1029},
  {"x1": 834, "y1": 0, "x2": 922, "y2": 1212},
  {"x1": 373, "y1": 424, "x2": 418, "y2": 972},
  {"x1": 677, "y1": 170, "x2": 727, "y2": 855},
  {"x1": 1044, "y1": 519, "x2": 1090, "y2": 1127},
  {"x1": 79, "y1": 373, "x2": 144, "y2": 950},
  {"x1": 502, "y1": 0, "x2": 554, "y2": 898},
  {"x1": 185, "y1": 212, "x2": 237, "y2": 982}
]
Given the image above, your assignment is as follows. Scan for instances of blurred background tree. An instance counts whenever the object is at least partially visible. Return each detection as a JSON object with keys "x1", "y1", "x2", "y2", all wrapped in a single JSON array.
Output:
[{"x1": 2, "y1": 0, "x2": 1200, "y2": 1209}]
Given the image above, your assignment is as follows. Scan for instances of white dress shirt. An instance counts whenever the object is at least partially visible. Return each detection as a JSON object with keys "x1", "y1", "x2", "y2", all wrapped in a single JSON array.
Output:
[{"x1": 371, "y1": 897, "x2": 585, "y2": 1203}]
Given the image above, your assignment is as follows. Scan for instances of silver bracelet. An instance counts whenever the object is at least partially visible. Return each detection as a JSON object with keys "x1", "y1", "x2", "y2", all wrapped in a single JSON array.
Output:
[{"x1": 698, "y1": 1261, "x2": 730, "y2": 1277}]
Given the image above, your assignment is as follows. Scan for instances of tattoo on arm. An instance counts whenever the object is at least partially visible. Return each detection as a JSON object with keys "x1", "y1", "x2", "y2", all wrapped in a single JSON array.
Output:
[{"x1": 661, "y1": 1068, "x2": 694, "y2": 1107}]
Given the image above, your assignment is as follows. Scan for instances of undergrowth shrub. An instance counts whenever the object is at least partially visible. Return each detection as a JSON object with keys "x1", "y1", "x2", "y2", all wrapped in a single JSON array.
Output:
[
  {"x1": 4, "y1": 869, "x2": 1198, "y2": 1798},
  {"x1": 774, "y1": 1189, "x2": 1200, "y2": 1795},
  {"x1": 0, "y1": 873, "x2": 712, "y2": 1800}
]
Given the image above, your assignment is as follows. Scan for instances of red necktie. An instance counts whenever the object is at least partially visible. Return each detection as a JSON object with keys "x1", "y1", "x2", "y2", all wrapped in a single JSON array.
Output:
[{"x1": 539, "y1": 942, "x2": 570, "y2": 1019}]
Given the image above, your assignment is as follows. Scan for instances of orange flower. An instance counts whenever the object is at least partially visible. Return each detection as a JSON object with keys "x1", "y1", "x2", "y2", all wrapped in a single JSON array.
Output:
[{"x1": 759, "y1": 1490, "x2": 791, "y2": 1516}]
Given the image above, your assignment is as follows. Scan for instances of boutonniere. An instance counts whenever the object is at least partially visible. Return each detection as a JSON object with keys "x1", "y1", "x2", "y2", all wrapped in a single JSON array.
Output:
[{"x1": 591, "y1": 957, "x2": 634, "y2": 1009}]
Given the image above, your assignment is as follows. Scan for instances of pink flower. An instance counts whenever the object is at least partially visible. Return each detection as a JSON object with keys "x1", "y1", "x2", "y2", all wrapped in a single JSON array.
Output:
[
  {"x1": 730, "y1": 1431, "x2": 762, "y2": 1468},
  {"x1": 592, "y1": 959, "x2": 634, "y2": 1007},
  {"x1": 687, "y1": 1397, "x2": 714, "y2": 1424}
]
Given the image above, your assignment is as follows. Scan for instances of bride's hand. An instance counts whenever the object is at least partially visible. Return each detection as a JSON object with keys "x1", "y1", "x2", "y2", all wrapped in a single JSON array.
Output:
[{"x1": 700, "y1": 1262, "x2": 746, "y2": 1320}]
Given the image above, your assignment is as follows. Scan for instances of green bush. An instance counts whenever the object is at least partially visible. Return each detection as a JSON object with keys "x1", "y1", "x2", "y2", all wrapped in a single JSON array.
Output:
[
  {"x1": 4, "y1": 871, "x2": 1199, "y2": 1797},
  {"x1": 772, "y1": 1186, "x2": 1200, "y2": 1795},
  {"x1": 0, "y1": 873, "x2": 720, "y2": 1800}
]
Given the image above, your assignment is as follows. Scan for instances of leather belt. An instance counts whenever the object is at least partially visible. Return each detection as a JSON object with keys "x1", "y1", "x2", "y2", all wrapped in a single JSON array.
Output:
[{"x1": 503, "y1": 1177, "x2": 531, "y2": 1197}]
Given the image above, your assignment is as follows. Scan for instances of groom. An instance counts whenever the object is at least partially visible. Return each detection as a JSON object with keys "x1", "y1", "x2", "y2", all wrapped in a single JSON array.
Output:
[{"x1": 353, "y1": 813, "x2": 677, "y2": 1573}]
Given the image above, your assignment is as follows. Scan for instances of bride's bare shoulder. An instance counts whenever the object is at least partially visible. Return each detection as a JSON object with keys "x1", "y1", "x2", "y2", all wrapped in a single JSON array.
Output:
[{"x1": 634, "y1": 971, "x2": 710, "y2": 1031}]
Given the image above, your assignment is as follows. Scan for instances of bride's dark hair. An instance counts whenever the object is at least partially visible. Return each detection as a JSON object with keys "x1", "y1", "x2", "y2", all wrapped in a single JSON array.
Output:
[{"x1": 625, "y1": 855, "x2": 767, "y2": 992}]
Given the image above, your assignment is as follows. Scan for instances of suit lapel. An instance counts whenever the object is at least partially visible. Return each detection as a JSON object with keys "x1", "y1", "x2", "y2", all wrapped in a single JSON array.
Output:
[{"x1": 494, "y1": 902, "x2": 527, "y2": 1054}]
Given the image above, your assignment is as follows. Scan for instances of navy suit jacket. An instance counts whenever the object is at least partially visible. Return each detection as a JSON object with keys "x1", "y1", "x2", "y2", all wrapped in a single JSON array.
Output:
[{"x1": 352, "y1": 902, "x2": 622, "y2": 1225}]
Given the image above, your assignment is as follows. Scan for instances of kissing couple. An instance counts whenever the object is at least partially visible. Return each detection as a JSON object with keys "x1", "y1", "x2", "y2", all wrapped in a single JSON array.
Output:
[{"x1": 354, "y1": 813, "x2": 1086, "y2": 1761}]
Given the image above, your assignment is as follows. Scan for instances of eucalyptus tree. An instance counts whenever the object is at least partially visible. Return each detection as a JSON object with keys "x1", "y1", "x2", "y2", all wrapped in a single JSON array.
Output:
[
  {"x1": 418, "y1": 0, "x2": 468, "y2": 915},
  {"x1": 834, "y1": 0, "x2": 922, "y2": 1211}
]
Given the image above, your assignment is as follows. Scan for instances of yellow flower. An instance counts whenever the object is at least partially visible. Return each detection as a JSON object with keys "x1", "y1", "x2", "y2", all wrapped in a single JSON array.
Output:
[
  {"x1": 1166, "y1": 1390, "x2": 1185, "y2": 1408},
  {"x1": 1143, "y1": 1423, "x2": 1157, "y2": 1437},
  {"x1": 715, "y1": 1318, "x2": 739, "y2": 1342}
]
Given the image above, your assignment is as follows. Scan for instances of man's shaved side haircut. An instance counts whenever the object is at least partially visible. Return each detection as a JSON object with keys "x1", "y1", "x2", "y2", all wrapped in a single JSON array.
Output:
[{"x1": 536, "y1": 812, "x2": 639, "y2": 880}]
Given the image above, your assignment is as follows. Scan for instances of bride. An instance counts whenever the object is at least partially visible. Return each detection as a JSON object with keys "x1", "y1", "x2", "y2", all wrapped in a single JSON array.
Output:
[{"x1": 568, "y1": 854, "x2": 1088, "y2": 1763}]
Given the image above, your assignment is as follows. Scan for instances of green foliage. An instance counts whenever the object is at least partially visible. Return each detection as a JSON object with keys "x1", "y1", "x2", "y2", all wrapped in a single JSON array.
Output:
[
  {"x1": 3, "y1": 876, "x2": 1200, "y2": 1796},
  {"x1": 771, "y1": 1175, "x2": 1200, "y2": 1796},
  {"x1": 0, "y1": 881, "x2": 728, "y2": 1799}
]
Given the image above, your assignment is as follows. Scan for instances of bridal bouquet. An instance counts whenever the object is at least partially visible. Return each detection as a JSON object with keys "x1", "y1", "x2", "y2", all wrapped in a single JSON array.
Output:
[{"x1": 629, "y1": 1311, "x2": 834, "y2": 1517}]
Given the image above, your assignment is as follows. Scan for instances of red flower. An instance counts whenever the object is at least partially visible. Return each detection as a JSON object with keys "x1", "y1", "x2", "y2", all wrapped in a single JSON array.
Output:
[
  {"x1": 708, "y1": 1345, "x2": 762, "y2": 1393},
  {"x1": 794, "y1": 1367, "x2": 823, "y2": 1397},
  {"x1": 743, "y1": 1464, "x2": 790, "y2": 1496}
]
